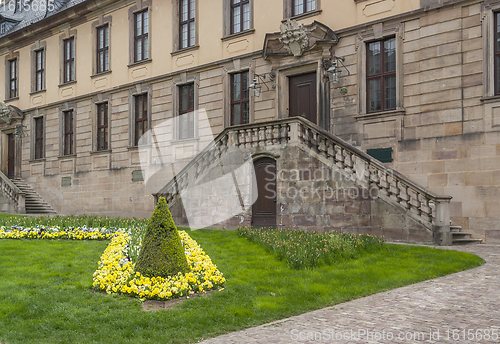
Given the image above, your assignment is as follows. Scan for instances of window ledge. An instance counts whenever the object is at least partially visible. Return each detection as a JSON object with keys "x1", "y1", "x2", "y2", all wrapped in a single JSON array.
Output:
[
  {"x1": 4, "y1": 97, "x2": 19, "y2": 103},
  {"x1": 480, "y1": 95, "x2": 500, "y2": 104},
  {"x1": 58, "y1": 154, "x2": 77, "y2": 160},
  {"x1": 128, "y1": 59, "x2": 152, "y2": 68},
  {"x1": 29, "y1": 158, "x2": 46, "y2": 163},
  {"x1": 222, "y1": 29, "x2": 255, "y2": 42},
  {"x1": 91, "y1": 149, "x2": 112, "y2": 155},
  {"x1": 59, "y1": 80, "x2": 77, "y2": 88},
  {"x1": 171, "y1": 45, "x2": 200, "y2": 57},
  {"x1": 283, "y1": 9, "x2": 322, "y2": 22},
  {"x1": 30, "y1": 89, "x2": 46, "y2": 96},
  {"x1": 355, "y1": 108, "x2": 405, "y2": 120},
  {"x1": 128, "y1": 145, "x2": 151, "y2": 151},
  {"x1": 171, "y1": 137, "x2": 199, "y2": 145},
  {"x1": 91, "y1": 70, "x2": 112, "y2": 79}
]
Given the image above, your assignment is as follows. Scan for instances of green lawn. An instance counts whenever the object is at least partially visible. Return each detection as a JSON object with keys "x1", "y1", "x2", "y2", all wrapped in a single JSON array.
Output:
[
  {"x1": 0, "y1": 229, "x2": 484, "y2": 344},
  {"x1": 0, "y1": 213, "x2": 25, "y2": 220}
]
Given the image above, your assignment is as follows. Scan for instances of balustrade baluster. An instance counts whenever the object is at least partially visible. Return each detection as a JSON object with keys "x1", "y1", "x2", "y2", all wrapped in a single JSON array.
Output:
[
  {"x1": 252, "y1": 128, "x2": 259, "y2": 147},
  {"x1": 261, "y1": 126, "x2": 266, "y2": 144},
  {"x1": 335, "y1": 145, "x2": 345, "y2": 169},
  {"x1": 377, "y1": 171, "x2": 389, "y2": 197},
  {"x1": 419, "y1": 194, "x2": 432, "y2": 222},
  {"x1": 244, "y1": 129, "x2": 251, "y2": 147},
  {"x1": 266, "y1": 126, "x2": 273, "y2": 145},
  {"x1": 398, "y1": 182, "x2": 410, "y2": 209},
  {"x1": 318, "y1": 136, "x2": 327, "y2": 157}
]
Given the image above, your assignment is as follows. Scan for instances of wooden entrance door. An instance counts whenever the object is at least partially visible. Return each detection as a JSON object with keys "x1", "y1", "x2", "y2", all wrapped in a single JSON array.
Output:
[
  {"x1": 7, "y1": 133, "x2": 15, "y2": 178},
  {"x1": 252, "y1": 157, "x2": 277, "y2": 227},
  {"x1": 289, "y1": 72, "x2": 317, "y2": 124}
]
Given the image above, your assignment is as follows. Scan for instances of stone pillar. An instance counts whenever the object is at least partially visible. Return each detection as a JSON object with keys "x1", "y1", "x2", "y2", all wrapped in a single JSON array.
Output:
[
  {"x1": 432, "y1": 196, "x2": 452, "y2": 246},
  {"x1": 17, "y1": 192, "x2": 25, "y2": 214},
  {"x1": 289, "y1": 120, "x2": 300, "y2": 144}
]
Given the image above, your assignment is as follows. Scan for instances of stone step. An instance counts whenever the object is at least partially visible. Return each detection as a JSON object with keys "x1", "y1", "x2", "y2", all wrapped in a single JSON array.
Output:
[
  {"x1": 450, "y1": 225, "x2": 462, "y2": 232},
  {"x1": 10, "y1": 178, "x2": 57, "y2": 215},
  {"x1": 452, "y1": 238, "x2": 483, "y2": 245},
  {"x1": 452, "y1": 232, "x2": 473, "y2": 238}
]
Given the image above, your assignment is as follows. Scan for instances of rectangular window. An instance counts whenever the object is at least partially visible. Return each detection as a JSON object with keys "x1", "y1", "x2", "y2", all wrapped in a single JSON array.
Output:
[
  {"x1": 35, "y1": 50, "x2": 44, "y2": 91},
  {"x1": 230, "y1": 71, "x2": 249, "y2": 126},
  {"x1": 9, "y1": 59, "x2": 17, "y2": 99},
  {"x1": 96, "y1": 25, "x2": 109, "y2": 73},
  {"x1": 495, "y1": 12, "x2": 500, "y2": 95},
  {"x1": 34, "y1": 117, "x2": 44, "y2": 160},
  {"x1": 178, "y1": 83, "x2": 195, "y2": 139},
  {"x1": 134, "y1": 10, "x2": 149, "y2": 62},
  {"x1": 63, "y1": 37, "x2": 75, "y2": 83},
  {"x1": 231, "y1": 0, "x2": 250, "y2": 34},
  {"x1": 366, "y1": 37, "x2": 396, "y2": 113},
  {"x1": 292, "y1": 0, "x2": 315, "y2": 16},
  {"x1": 180, "y1": 0, "x2": 195, "y2": 49},
  {"x1": 97, "y1": 103, "x2": 108, "y2": 151},
  {"x1": 63, "y1": 110, "x2": 74, "y2": 156},
  {"x1": 134, "y1": 94, "x2": 148, "y2": 146}
]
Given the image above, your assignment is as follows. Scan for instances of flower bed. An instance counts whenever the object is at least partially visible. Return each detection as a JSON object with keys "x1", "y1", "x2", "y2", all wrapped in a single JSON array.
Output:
[
  {"x1": 0, "y1": 218, "x2": 226, "y2": 302},
  {"x1": 0, "y1": 226, "x2": 116, "y2": 240},
  {"x1": 238, "y1": 226, "x2": 385, "y2": 269},
  {"x1": 92, "y1": 230, "x2": 225, "y2": 301}
]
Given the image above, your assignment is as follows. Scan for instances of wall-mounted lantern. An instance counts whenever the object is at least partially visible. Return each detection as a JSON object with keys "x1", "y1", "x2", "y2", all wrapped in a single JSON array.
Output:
[
  {"x1": 327, "y1": 56, "x2": 350, "y2": 84},
  {"x1": 13, "y1": 125, "x2": 27, "y2": 141},
  {"x1": 249, "y1": 72, "x2": 276, "y2": 97}
]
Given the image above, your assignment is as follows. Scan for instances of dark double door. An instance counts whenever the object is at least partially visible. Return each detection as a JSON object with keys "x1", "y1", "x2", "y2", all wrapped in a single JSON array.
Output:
[
  {"x1": 289, "y1": 72, "x2": 317, "y2": 124},
  {"x1": 252, "y1": 158, "x2": 277, "y2": 227},
  {"x1": 7, "y1": 133, "x2": 15, "y2": 178}
]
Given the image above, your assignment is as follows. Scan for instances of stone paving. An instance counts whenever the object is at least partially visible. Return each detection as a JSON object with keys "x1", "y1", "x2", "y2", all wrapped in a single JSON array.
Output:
[{"x1": 199, "y1": 245, "x2": 500, "y2": 344}]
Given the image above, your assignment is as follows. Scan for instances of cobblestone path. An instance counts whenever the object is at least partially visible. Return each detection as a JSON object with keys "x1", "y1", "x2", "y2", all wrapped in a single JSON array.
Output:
[{"x1": 199, "y1": 245, "x2": 500, "y2": 344}]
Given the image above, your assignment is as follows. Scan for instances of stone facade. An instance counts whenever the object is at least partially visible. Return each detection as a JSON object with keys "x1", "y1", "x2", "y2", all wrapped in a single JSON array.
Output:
[{"x1": 0, "y1": 0, "x2": 499, "y2": 242}]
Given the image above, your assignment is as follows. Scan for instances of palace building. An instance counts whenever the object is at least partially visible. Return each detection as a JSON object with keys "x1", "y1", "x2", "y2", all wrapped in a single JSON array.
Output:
[{"x1": 0, "y1": 0, "x2": 499, "y2": 245}]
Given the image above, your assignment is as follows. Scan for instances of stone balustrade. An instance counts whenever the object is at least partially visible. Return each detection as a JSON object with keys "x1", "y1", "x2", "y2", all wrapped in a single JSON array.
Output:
[
  {"x1": 156, "y1": 117, "x2": 452, "y2": 244},
  {"x1": 0, "y1": 172, "x2": 25, "y2": 214}
]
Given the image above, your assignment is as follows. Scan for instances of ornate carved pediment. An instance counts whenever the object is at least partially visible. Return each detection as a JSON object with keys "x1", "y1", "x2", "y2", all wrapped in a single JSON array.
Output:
[
  {"x1": 0, "y1": 103, "x2": 23, "y2": 125},
  {"x1": 263, "y1": 20, "x2": 339, "y2": 60}
]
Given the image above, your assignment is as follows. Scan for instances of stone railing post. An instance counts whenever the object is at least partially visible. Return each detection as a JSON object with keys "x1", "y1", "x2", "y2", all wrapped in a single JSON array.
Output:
[
  {"x1": 432, "y1": 196, "x2": 452, "y2": 246},
  {"x1": 288, "y1": 121, "x2": 300, "y2": 144},
  {"x1": 17, "y1": 193, "x2": 25, "y2": 214}
]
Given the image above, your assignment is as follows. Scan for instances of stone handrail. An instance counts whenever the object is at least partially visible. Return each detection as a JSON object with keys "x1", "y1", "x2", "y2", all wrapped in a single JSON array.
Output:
[
  {"x1": 0, "y1": 171, "x2": 25, "y2": 214},
  {"x1": 156, "y1": 116, "x2": 451, "y2": 238}
]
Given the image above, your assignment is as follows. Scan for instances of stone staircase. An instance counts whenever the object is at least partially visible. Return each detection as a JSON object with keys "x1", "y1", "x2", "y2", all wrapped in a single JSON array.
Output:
[
  {"x1": 155, "y1": 116, "x2": 482, "y2": 246},
  {"x1": 11, "y1": 179, "x2": 57, "y2": 215},
  {"x1": 451, "y1": 225, "x2": 482, "y2": 245}
]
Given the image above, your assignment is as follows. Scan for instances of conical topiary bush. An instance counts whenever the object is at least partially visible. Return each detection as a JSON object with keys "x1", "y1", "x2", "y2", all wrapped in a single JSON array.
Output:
[{"x1": 135, "y1": 197, "x2": 190, "y2": 278}]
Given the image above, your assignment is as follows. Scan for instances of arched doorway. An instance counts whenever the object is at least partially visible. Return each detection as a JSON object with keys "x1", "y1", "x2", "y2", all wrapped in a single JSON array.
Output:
[{"x1": 252, "y1": 157, "x2": 277, "y2": 227}]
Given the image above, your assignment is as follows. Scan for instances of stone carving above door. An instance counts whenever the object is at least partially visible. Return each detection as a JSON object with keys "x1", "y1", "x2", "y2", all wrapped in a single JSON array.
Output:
[
  {"x1": 279, "y1": 19, "x2": 309, "y2": 57},
  {"x1": 0, "y1": 103, "x2": 24, "y2": 126},
  {"x1": 263, "y1": 20, "x2": 339, "y2": 60}
]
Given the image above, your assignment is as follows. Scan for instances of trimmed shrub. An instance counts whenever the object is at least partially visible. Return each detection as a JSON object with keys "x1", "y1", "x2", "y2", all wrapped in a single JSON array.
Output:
[{"x1": 135, "y1": 197, "x2": 189, "y2": 278}]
